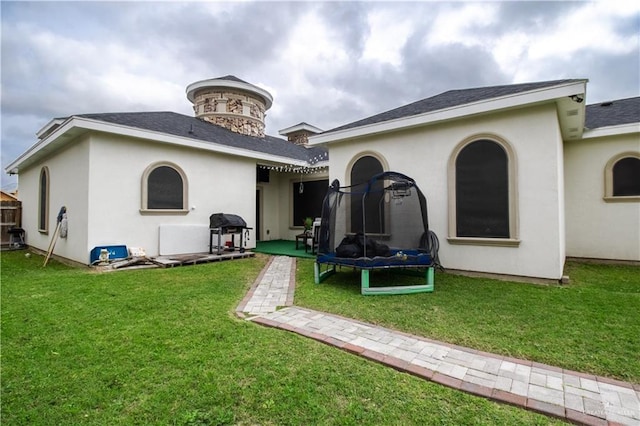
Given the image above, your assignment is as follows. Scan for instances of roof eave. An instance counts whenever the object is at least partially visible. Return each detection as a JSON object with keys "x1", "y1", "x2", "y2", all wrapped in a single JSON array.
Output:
[
  {"x1": 309, "y1": 80, "x2": 588, "y2": 145},
  {"x1": 185, "y1": 78, "x2": 273, "y2": 110},
  {"x1": 35, "y1": 118, "x2": 67, "y2": 140},
  {"x1": 556, "y1": 94, "x2": 587, "y2": 141},
  {"x1": 581, "y1": 123, "x2": 640, "y2": 140},
  {"x1": 5, "y1": 116, "x2": 81, "y2": 174},
  {"x1": 278, "y1": 122, "x2": 324, "y2": 136},
  {"x1": 5, "y1": 116, "x2": 313, "y2": 175}
]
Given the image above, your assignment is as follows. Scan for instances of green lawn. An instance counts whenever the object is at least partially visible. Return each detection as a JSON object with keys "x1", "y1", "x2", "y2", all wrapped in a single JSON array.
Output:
[
  {"x1": 295, "y1": 259, "x2": 640, "y2": 383},
  {"x1": 1, "y1": 250, "x2": 562, "y2": 425}
]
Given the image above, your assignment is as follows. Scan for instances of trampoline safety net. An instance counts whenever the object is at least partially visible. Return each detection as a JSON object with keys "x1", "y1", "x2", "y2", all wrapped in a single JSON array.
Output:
[{"x1": 315, "y1": 171, "x2": 441, "y2": 295}]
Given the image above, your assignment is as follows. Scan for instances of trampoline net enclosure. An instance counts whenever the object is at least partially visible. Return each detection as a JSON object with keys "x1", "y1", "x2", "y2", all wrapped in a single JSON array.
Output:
[{"x1": 317, "y1": 171, "x2": 439, "y2": 269}]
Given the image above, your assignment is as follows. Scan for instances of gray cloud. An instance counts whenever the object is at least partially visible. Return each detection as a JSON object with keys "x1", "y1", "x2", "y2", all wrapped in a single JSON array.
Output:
[
  {"x1": 547, "y1": 50, "x2": 640, "y2": 103},
  {"x1": 2, "y1": 1, "x2": 638, "y2": 191},
  {"x1": 126, "y1": 2, "x2": 307, "y2": 75},
  {"x1": 316, "y1": 2, "x2": 370, "y2": 56},
  {"x1": 495, "y1": 1, "x2": 581, "y2": 33}
]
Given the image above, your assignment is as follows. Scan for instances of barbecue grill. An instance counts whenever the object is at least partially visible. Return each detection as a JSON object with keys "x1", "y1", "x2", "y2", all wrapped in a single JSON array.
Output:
[{"x1": 209, "y1": 213, "x2": 251, "y2": 255}]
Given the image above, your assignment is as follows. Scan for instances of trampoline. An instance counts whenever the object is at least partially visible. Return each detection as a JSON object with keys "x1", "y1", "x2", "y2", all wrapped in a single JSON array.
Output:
[{"x1": 315, "y1": 171, "x2": 441, "y2": 295}]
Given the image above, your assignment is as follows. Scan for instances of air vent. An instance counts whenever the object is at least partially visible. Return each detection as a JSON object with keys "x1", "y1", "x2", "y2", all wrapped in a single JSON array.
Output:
[
  {"x1": 600, "y1": 101, "x2": 613, "y2": 107},
  {"x1": 567, "y1": 109, "x2": 579, "y2": 117}
]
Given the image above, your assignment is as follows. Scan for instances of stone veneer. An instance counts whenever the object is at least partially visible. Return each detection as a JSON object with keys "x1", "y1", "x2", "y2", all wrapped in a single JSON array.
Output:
[
  {"x1": 285, "y1": 131, "x2": 312, "y2": 146},
  {"x1": 278, "y1": 123, "x2": 323, "y2": 146},
  {"x1": 192, "y1": 89, "x2": 267, "y2": 137}
]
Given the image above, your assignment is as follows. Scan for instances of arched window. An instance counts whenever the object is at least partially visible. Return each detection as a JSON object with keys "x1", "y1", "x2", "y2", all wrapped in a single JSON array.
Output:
[
  {"x1": 604, "y1": 153, "x2": 640, "y2": 201},
  {"x1": 38, "y1": 167, "x2": 50, "y2": 232},
  {"x1": 349, "y1": 154, "x2": 385, "y2": 234},
  {"x1": 141, "y1": 162, "x2": 188, "y2": 213},
  {"x1": 448, "y1": 136, "x2": 519, "y2": 245}
]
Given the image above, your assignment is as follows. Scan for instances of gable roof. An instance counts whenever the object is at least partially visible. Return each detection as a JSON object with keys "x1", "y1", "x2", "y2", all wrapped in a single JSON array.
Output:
[
  {"x1": 6, "y1": 111, "x2": 327, "y2": 174},
  {"x1": 585, "y1": 97, "x2": 640, "y2": 129},
  {"x1": 214, "y1": 75, "x2": 251, "y2": 84},
  {"x1": 310, "y1": 79, "x2": 588, "y2": 145},
  {"x1": 77, "y1": 111, "x2": 327, "y2": 163},
  {"x1": 278, "y1": 122, "x2": 324, "y2": 136},
  {"x1": 327, "y1": 79, "x2": 586, "y2": 133}
]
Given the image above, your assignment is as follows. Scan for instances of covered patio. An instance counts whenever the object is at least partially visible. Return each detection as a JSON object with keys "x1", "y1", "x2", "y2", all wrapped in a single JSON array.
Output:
[{"x1": 253, "y1": 240, "x2": 316, "y2": 259}]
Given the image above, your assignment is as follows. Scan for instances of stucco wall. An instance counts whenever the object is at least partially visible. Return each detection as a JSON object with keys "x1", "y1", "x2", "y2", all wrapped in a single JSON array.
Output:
[
  {"x1": 257, "y1": 171, "x2": 282, "y2": 241},
  {"x1": 17, "y1": 128, "x2": 330, "y2": 263},
  {"x1": 84, "y1": 134, "x2": 257, "y2": 261},
  {"x1": 564, "y1": 133, "x2": 640, "y2": 261},
  {"x1": 18, "y1": 136, "x2": 91, "y2": 263},
  {"x1": 326, "y1": 104, "x2": 567, "y2": 280}
]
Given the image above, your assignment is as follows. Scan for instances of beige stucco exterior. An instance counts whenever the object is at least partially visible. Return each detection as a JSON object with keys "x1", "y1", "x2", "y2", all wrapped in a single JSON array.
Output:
[
  {"x1": 18, "y1": 135, "x2": 92, "y2": 264},
  {"x1": 325, "y1": 104, "x2": 568, "y2": 280},
  {"x1": 9, "y1": 76, "x2": 637, "y2": 279},
  {"x1": 564, "y1": 132, "x2": 640, "y2": 261},
  {"x1": 18, "y1": 132, "x2": 259, "y2": 264}
]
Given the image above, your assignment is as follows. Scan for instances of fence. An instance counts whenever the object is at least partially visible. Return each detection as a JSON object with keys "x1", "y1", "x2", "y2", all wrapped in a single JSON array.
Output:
[{"x1": 1, "y1": 200, "x2": 22, "y2": 246}]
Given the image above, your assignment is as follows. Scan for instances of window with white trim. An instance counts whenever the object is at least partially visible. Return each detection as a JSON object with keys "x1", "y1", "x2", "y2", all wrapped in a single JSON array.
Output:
[
  {"x1": 141, "y1": 162, "x2": 188, "y2": 213},
  {"x1": 604, "y1": 153, "x2": 640, "y2": 201},
  {"x1": 448, "y1": 136, "x2": 519, "y2": 245},
  {"x1": 38, "y1": 166, "x2": 50, "y2": 233}
]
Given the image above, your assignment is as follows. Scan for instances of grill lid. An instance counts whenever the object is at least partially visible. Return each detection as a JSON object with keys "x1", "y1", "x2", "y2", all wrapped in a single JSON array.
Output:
[{"x1": 209, "y1": 213, "x2": 247, "y2": 229}]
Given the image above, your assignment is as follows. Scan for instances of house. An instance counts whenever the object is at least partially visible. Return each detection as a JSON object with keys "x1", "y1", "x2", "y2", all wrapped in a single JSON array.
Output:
[
  {"x1": 5, "y1": 76, "x2": 329, "y2": 265},
  {"x1": 5, "y1": 76, "x2": 639, "y2": 281},
  {"x1": 309, "y1": 79, "x2": 639, "y2": 281}
]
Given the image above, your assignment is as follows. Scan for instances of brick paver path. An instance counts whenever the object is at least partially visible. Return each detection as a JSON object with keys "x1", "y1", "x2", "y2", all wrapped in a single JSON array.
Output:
[
  {"x1": 236, "y1": 256, "x2": 295, "y2": 316},
  {"x1": 239, "y1": 256, "x2": 640, "y2": 425}
]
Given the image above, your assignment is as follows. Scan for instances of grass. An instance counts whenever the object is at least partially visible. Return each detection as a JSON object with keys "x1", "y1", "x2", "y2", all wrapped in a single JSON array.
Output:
[
  {"x1": 1, "y1": 250, "x2": 562, "y2": 425},
  {"x1": 295, "y1": 260, "x2": 640, "y2": 383}
]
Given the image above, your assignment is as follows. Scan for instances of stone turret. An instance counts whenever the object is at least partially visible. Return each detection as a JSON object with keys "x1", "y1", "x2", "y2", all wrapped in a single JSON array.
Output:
[{"x1": 186, "y1": 75, "x2": 273, "y2": 137}]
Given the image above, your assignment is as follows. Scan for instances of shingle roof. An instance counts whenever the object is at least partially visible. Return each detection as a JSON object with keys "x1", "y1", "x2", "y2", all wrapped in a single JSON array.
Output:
[
  {"x1": 211, "y1": 75, "x2": 250, "y2": 84},
  {"x1": 585, "y1": 97, "x2": 640, "y2": 129},
  {"x1": 75, "y1": 111, "x2": 327, "y2": 164},
  {"x1": 326, "y1": 79, "x2": 585, "y2": 133}
]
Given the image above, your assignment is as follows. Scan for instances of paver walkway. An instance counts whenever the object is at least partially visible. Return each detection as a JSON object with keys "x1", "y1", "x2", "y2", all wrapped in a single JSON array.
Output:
[
  {"x1": 238, "y1": 256, "x2": 640, "y2": 426},
  {"x1": 236, "y1": 256, "x2": 295, "y2": 316}
]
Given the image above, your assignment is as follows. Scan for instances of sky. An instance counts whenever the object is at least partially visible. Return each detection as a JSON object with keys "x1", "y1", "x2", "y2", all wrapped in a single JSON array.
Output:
[{"x1": 1, "y1": 1, "x2": 639, "y2": 191}]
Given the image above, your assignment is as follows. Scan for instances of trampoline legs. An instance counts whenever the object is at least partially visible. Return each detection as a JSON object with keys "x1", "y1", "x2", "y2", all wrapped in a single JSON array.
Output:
[
  {"x1": 316, "y1": 263, "x2": 435, "y2": 296},
  {"x1": 361, "y1": 267, "x2": 435, "y2": 295},
  {"x1": 361, "y1": 269, "x2": 370, "y2": 290},
  {"x1": 427, "y1": 267, "x2": 435, "y2": 291},
  {"x1": 314, "y1": 262, "x2": 336, "y2": 284}
]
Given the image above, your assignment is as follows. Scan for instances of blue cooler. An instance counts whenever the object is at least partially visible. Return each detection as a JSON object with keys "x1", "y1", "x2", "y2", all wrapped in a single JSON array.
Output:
[{"x1": 90, "y1": 245, "x2": 128, "y2": 264}]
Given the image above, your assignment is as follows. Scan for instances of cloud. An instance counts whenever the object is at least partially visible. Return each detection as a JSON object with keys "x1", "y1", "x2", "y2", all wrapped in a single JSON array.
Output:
[
  {"x1": 525, "y1": 2, "x2": 638, "y2": 60},
  {"x1": 1, "y1": 1, "x2": 639, "y2": 191},
  {"x1": 426, "y1": 2, "x2": 499, "y2": 48},
  {"x1": 2, "y1": 23, "x2": 188, "y2": 117},
  {"x1": 361, "y1": 7, "x2": 414, "y2": 67}
]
